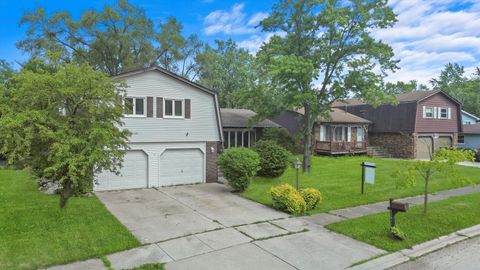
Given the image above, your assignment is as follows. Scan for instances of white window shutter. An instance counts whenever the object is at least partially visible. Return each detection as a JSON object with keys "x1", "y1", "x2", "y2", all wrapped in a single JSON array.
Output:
[
  {"x1": 320, "y1": 125, "x2": 325, "y2": 141},
  {"x1": 422, "y1": 106, "x2": 426, "y2": 118},
  {"x1": 347, "y1": 127, "x2": 352, "y2": 142},
  {"x1": 447, "y1": 107, "x2": 451, "y2": 119}
]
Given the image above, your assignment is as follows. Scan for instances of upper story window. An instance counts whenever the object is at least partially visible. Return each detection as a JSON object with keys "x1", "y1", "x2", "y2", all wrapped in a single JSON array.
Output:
[
  {"x1": 164, "y1": 99, "x2": 184, "y2": 118},
  {"x1": 124, "y1": 97, "x2": 145, "y2": 117},
  {"x1": 424, "y1": 107, "x2": 434, "y2": 118},
  {"x1": 465, "y1": 121, "x2": 472, "y2": 125},
  {"x1": 439, "y1": 108, "x2": 448, "y2": 119},
  {"x1": 423, "y1": 106, "x2": 451, "y2": 119}
]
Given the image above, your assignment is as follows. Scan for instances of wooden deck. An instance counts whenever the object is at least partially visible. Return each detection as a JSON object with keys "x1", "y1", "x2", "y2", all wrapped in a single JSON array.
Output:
[{"x1": 315, "y1": 141, "x2": 367, "y2": 155}]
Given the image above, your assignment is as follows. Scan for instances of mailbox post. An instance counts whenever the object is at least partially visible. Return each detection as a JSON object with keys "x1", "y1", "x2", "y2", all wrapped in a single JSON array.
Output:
[
  {"x1": 294, "y1": 158, "x2": 301, "y2": 191},
  {"x1": 388, "y1": 198, "x2": 409, "y2": 227}
]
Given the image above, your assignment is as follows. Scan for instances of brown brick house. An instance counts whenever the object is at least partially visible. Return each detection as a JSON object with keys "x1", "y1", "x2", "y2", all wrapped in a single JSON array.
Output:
[{"x1": 333, "y1": 90, "x2": 462, "y2": 159}]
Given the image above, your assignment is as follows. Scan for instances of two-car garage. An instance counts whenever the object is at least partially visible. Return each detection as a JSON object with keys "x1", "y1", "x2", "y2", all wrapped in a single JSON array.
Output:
[
  {"x1": 415, "y1": 135, "x2": 453, "y2": 160},
  {"x1": 95, "y1": 143, "x2": 206, "y2": 191}
]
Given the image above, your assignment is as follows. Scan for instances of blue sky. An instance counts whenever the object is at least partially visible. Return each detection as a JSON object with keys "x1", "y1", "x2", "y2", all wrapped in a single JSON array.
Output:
[{"x1": 1, "y1": 0, "x2": 479, "y2": 84}]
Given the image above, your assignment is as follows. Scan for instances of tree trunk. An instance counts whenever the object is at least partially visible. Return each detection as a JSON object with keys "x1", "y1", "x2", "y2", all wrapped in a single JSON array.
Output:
[
  {"x1": 303, "y1": 131, "x2": 312, "y2": 173},
  {"x1": 423, "y1": 174, "x2": 429, "y2": 214},
  {"x1": 60, "y1": 179, "x2": 73, "y2": 208},
  {"x1": 302, "y1": 106, "x2": 315, "y2": 173}
]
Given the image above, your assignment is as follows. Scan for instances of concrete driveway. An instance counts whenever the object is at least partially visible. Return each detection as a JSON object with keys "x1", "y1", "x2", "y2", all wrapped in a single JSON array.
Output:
[
  {"x1": 97, "y1": 183, "x2": 288, "y2": 243},
  {"x1": 97, "y1": 183, "x2": 385, "y2": 270}
]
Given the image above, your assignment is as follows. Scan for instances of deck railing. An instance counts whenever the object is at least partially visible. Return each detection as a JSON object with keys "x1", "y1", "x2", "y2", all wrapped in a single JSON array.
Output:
[{"x1": 315, "y1": 141, "x2": 367, "y2": 153}]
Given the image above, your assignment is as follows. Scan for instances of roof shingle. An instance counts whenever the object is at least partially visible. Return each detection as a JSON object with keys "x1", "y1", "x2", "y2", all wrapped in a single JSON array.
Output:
[{"x1": 220, "y1": 108, "x2": 280, "y2": 128}]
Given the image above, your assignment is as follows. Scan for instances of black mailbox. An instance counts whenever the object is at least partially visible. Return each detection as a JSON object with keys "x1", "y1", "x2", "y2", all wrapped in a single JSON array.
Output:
[
  {"x1": 388, "y1": 198, "x2": 409, "y2": 227},
  {"x1": 388, "y1": 200, "x2": 409, "y2": 212}
]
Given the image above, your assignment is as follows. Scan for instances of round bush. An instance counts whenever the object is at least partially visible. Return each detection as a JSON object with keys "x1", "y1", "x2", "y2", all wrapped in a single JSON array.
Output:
[
  {"x1": 217, "y1": 148, "x2": 260, "y2": 192},
  {"x1": 270, "y1": 183, "x2": 306, "y2": 215},
  {"x1": 253, "y1": 140, "x2": 291, "y2": 178},
  {"x1": 300, "y1": 188, "x2": 322, "y2": 210}
]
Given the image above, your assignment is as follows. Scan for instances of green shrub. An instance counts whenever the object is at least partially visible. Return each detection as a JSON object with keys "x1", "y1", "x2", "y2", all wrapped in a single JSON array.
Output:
[
  {"x1": 300, "y1": 188, "x2": 322, "y2": 210},
  {"x1": 270, "y1": 183, "x2": 306, "y2": 215},
  {"x1": 262, "y1": 128, "x2": 300, "y2": 153},
  {"x1": 217, "y1": 148, "x2": 260, "y2": 192},
  {"x1": 253, "y1": 140, "x2": 291, "y2": 178},
  {"x1": 389, "y1": 226, "x2": 406, "y2": 240}
]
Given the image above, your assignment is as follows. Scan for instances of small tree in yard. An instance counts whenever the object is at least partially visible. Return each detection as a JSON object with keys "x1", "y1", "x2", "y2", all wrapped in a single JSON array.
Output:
[
  {"x1": 397, "y1": 148, "x2": 474, "y2": 214},
  {"x1": 0, "y1": 62, "x2": 131, "y2": 208}
]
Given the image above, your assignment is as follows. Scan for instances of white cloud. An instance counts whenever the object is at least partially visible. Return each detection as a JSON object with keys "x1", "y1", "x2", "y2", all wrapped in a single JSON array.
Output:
[
  {"x1": 377, "y1": 0, "x2": 480, "y2": 84},
  {"x1": 247, "y1": 12, "x2": 269, "y2": 26},
  {"x1": 203, "y1": 3, "x2": 268, "y2": 35}
]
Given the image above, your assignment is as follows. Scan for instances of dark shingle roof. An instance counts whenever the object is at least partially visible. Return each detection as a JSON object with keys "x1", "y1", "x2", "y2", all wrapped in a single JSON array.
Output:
[
  {"x1": 220, "y1": 108, "x2": 280, "y2": 128},
  {"x1": 463, "y1": 124, "x2": 480, "y2": 134},
  {"x1": 332, "y1": 90, "x2": 460, "y2": 107},
  {"x1": 296, "y1": 108, "x2": 371, "y2": 124}
]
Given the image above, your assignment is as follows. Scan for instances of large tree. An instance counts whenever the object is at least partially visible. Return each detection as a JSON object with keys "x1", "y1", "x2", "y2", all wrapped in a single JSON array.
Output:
[
  {"x1": 18, "y1": 0, "x2": 202, "y2": 78},
  {"x1": 257, "y1": 0, "x2": 398, "y2": 172},
  {"x1": 0, "y1": 62, "x2": 130, "y2": 207},
  {"x1": 430, "y1": 63, "x2": 480, "y2": 116},
  {"x1": 385, "y1": 80, "x2": 428, "y2": 94},
  {"x1": 196, "y1": 39, "x2": 256, "y2": 108}
]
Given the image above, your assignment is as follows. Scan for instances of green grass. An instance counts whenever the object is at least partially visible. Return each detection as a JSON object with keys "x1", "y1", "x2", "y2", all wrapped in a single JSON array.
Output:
[
  {"x1": 242, "y1": 156, "x2": 480, "y2": 214},
  {"x1": 127, "y1": 263, "x2": 165, "y2": 270},
  {"x1": 326, "y1": 193, "x2": 480, "y2": 252},
  {"x1": 0, "y1": 168, "x2": 140, "y2": 270}
]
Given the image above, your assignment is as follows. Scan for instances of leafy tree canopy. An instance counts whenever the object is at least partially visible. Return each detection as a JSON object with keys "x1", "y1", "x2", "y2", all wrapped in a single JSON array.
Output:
[
  {"x1": 257, "y1": 0, "x2": 399, "y2": 171},
  {"x1": 196, "y1": 39, "x2": 256, "y2": 108},
  {"x1": 430, "y1": 63, "x2": 480, "y2": 116},
  {"x1": 0, "y1": 61, "x2": 131, "y2": 207},
  {"x1": 18, "y1": 0, "x2": 202, "y2": 78}
]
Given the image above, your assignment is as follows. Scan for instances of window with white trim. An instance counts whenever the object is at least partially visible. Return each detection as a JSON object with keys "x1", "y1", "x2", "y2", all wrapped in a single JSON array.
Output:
[
  {"x1": 424, "y1": 107, "x2": 434, "y2": 118},
  {"x1": 124, "y1": 97, "x2": 145, "y2": 116},
  {"x1": 164, "y1": 99, "x2": 184, "y2": 118},
  {"x1": 439, "y1": 108, "x2": 448, "y2": 119},
  {"x1": 457, "y1": 135, "x2": 465, "y2": 144}
]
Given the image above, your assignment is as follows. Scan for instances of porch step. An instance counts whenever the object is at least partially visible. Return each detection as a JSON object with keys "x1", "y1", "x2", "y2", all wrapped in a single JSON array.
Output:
[{"x1": 367, "y1": 146, "x2": 389, "y2": 158}]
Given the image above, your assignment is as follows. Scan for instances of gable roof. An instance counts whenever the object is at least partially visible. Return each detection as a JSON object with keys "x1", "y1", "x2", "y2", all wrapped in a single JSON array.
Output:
[
  {"x1": 112, "y1": 66, "x2": 217, "y2": 96},
  {"x1": 462, "y1": 110, "x2": 480, "y2": 121},
  {"x1": 220, "y1": 108, "x2": 280, "y2": 128},
  {"x1": 463, "y1": 123, "x2": 480, "y2": 134},
  {"x1": 296, "y1": 108, "x2": 371, "y2": 124},
  {"x1": 333, "y1": 90, "x2": 461, "y2": 107}
]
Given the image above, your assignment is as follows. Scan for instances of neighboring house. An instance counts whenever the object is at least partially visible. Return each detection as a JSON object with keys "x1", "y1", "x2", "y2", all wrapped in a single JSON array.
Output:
[
  {"x1": 272, "y1": 108, "x2": 371, "y2": 155},
  {"x1": 334, "y1": 90, "x2": 462, "y2": 159},
  {"x1": 461, "y1": 110, "x2": 480, "y2": 125},
  {"x1": 458, "y1": 124, "x2": 480, "y2": 150},
  {"x1": 220, "y1": 108, "x2": 280, "y2": 149},
  {"x1": 95, "y1": 67, "x2": 222, "y2": 191}
]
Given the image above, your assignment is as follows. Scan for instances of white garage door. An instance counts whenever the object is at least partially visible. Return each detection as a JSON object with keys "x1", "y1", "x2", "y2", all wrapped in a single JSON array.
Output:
[
  {"x1": 159, "y1": 148, "x2": 204, "y2": 186},
  {"x1": 95, "y1": 150, "x2": 148, "y2": 191}
]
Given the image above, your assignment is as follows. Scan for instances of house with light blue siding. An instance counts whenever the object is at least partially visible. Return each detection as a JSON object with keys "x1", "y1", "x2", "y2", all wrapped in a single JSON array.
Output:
[
  {"x1": 458, "y1": 111, "x2": 480, "y2": 150},
  {"x1": 461, "y1": 110, "x2": 480, "y2": 125}
]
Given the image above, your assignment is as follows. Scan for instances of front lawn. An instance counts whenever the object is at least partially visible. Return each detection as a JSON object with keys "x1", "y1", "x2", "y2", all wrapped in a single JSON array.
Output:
[
  {"x1": 242, "y1": 156, "x2": 480, "y2": 214},
  {"x1": 326, "y1": 193, "x2": 480, "y2": 252},
  {"x1": 0, "y1": 168, "x2": 139, "y2": 270}
]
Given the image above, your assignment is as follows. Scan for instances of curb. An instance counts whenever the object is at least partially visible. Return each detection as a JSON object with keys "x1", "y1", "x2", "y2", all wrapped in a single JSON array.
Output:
[{"x1": 348, "y1": 224, "x2": 480, "y2": 270}]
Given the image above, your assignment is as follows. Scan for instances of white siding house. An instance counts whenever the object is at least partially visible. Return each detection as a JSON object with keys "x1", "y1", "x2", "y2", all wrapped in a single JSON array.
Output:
[{"x1": 95, "y1": 67, "x2": 222, "y2": 191}]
